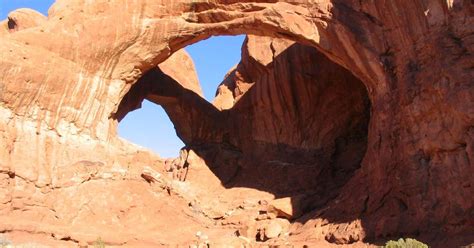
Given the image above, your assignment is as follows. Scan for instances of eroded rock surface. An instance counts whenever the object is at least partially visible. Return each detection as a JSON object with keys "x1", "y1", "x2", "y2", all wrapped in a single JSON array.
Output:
[{"x1": 0, "y1": 0, "x2": 472, "y2": 247}]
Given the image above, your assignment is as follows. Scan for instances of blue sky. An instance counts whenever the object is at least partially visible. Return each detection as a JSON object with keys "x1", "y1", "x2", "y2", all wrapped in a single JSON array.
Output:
[
  {"x1": 0, "y1": 0, "x2": 55, "y2": 18},
  {"x1": 1, "y1": 1, "x2": 245, "y2": 158}
]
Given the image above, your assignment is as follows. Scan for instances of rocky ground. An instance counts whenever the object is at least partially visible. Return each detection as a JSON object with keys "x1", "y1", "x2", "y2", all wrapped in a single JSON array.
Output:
[{"x1": 0, "y1": 149, "x2": 377, "y2": 247}]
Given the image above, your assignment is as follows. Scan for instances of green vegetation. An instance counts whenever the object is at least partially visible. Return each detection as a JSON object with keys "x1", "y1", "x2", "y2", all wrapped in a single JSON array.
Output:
[
  {"x1": 94, "y1": 237, "x2": 105, "y2": 248},
  {"x1": 383, "y1": 238, "x2": 429, "y2": 248}
]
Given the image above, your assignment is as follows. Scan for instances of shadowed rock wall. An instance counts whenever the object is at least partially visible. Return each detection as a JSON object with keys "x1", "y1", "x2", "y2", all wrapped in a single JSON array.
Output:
[{"x1": 0, "y1": 1, "x2": 472, "y2": 246}]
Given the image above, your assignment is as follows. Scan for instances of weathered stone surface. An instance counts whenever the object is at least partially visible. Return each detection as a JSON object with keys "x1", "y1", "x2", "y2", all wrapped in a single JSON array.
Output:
[
  {"x1": 268, "y1": 196, "x2": 305, "y2": 220},
  {"x1": 213, "y1": 36, "x2": 294, "y2": 110},
  {"x1": 0, "y1": 1, "x2": 472, "y2": 247},
  {"x1": 159, "y1": 49, "x2": 203, "y2": 97},
  {"x1": 264, "y1": 220, "x2": 283, "y2": 239}
]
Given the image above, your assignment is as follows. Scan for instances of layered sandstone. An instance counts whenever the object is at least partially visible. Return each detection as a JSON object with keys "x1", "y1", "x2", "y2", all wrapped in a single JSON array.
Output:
[{"x1": 0, "y1": 0, "x2": 472, "y2": 247}]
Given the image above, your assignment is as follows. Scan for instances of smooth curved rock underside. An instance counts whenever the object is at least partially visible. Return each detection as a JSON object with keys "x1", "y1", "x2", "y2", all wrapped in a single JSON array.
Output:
[{"x1": 0, "y1": 0, "x2": 473, "y2": 247}]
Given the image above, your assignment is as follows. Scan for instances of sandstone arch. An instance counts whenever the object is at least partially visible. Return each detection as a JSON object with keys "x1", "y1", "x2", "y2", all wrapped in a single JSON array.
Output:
[
  {"x1": 115, "y1": 35, "x2": 371, "y2": 195},
  {"x1": 0, "y1": 0, "x2": 472, "y2": 247}
]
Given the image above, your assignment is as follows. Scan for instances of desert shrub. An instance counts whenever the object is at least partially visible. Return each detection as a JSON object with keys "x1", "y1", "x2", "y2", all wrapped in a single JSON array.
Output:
[
  {"x1": 383, "y1": 238, "x2": 428, "y2": 248},
  {"x1": 94, "y1": 237, "x2": 105, "y2": 248}
]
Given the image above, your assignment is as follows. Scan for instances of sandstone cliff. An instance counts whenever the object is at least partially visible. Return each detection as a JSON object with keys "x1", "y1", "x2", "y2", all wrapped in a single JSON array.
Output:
[{"x1": 0, "y1": 1, "x2": 472, "y2": 247}]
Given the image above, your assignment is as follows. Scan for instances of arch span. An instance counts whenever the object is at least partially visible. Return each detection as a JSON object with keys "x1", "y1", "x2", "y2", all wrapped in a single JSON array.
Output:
[
  {"x1": 0, "y1": 0, "x2": 472, "y2": 246},
  {"x1": 110, "y1": 1, "x2": 388, "y2": 109}
]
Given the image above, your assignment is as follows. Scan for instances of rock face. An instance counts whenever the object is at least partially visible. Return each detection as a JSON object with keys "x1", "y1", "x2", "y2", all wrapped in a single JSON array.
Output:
[{"x1": 0, "y1": 1, "x2": 472, "y2": 247}]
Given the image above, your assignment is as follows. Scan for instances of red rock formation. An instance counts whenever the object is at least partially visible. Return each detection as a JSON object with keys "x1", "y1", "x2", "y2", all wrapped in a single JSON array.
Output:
[
  {"x1": 119, "y1": 35, "x2": 370, "y2": 199},
  {"x1": 0, "y1": 1, "x2": 472, "y2": 247}
]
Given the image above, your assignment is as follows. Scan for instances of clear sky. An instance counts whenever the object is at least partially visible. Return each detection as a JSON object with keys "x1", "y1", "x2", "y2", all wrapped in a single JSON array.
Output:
[
  {"x1": 1, "y1": 1, "x2": 245, "y2": 158},
  {"x1": 0, "y1": 0, "x2": 55, "y2": 17}
]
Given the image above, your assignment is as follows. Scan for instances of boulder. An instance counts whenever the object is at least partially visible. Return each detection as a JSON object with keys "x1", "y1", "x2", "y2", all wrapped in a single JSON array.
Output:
[{"x1": 264, "y1": 221, "x2": 283, "y2": 239}]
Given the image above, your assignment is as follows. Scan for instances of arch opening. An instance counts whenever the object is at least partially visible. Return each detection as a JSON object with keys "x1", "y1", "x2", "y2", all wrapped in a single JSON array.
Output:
[
  {"x1": 115, "y1": 35, "x2": 246, "y2": 159},
  {"x1": 117, "y1": 100, "x2": 185, "y2": 158},
  {"x1": 114, "y1": 34, "x2": 372, "y2": 211}
]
